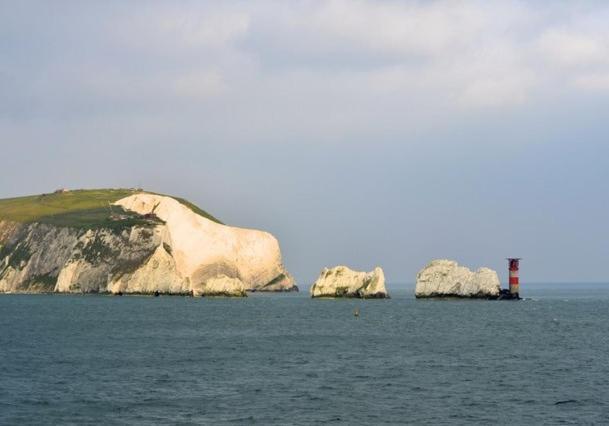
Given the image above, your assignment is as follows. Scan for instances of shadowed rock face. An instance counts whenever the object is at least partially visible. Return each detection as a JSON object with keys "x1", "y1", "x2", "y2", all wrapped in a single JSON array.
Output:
[
  {"x1": 415, "y1": 259, "x2": 500, "y2": 298},
  {"x1": 0, "y1": 193, "x2": 296, "y2": 296},
  {"x1": 0, "y1": 221, "x2": 160, "y2": 294},
  {"x1": 310, "y1": 266, "x2": 388, "y2": 298}
]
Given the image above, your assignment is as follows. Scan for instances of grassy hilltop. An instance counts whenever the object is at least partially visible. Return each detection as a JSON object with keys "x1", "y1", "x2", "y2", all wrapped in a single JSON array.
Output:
[{"x1": 0, "y1": 189, "x2": 221, "y2": 229}]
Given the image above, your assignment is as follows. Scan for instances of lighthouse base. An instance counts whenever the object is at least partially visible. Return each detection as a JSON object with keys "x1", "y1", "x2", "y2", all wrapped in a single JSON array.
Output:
[{"x1": 497, "y1": 289, "x2": 521, "y2": 300}]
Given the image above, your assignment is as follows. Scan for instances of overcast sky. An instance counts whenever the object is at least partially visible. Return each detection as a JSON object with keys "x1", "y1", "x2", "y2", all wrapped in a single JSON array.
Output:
[{"x1": 1, "y1": 1, "x2": 608, "y2": 286}]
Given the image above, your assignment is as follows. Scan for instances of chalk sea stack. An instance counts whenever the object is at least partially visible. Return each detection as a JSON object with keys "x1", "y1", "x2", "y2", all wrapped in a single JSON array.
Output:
[
  {"x1": 0, "y1": 189, "x2": 296, "y2": 296},
  {"x1": 310, "y1": 266, "x2": 388, "y2": 298},
  {"x1": 415, "y1": 259, "x2": 500, "y2": 299}
]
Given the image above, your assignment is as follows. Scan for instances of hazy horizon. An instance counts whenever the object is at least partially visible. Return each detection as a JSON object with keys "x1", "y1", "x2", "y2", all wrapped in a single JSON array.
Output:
[{"x1": 1, "y1": 1, "x2": 608, "y2": 285}]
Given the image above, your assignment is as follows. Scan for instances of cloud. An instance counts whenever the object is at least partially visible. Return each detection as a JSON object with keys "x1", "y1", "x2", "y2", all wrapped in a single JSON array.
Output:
[
  {"x1": 307, "y1": 0, "x2": 488, "y2": 57},
  {"x1": 575, "y1": 73, "x2": 609, "y2": 91},
  {"x1": 538, "y1": 30, "x2": 609, "y2": 66},
  {"x1": 2, "y1": 0, "x2": 609, "y2": 124},
  {"x1": 172, "y1": 70, "x2": 227, "y2": 98},
  {"x1": 112, "y1": 5, "x2": 250, "y2": 52},
  {"x1": 460, "y1": 77, "x2": 528, "y2": 108}
]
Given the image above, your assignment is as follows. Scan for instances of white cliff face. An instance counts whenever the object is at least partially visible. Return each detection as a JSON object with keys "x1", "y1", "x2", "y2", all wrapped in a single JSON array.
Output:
[
  {"x1": 310, "y1": 266, "x2": 388, "y2": 298},
  {"x1": 106, "y1": 245, "x2": 189, "y2": 295},
  {"x1": 0, "y1": 193, "x2": 296, "y2": 296},
  {"x1": 115, "y1": 193, "x2": 295, "y2": 293},
  {"x1": 415, "y1": 259, "x2": 500, "y2": 298}
]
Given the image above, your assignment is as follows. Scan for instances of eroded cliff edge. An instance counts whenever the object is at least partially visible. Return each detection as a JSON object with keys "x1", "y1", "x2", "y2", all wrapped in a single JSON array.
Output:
[{"x1": 0, "y1": 190, "x2": 296, "y2": 295}]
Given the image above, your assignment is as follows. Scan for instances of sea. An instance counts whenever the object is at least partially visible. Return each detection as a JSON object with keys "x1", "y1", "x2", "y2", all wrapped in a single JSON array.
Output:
[{"x1": 1, "y1": 284, "x2": 609, "y2": 425}]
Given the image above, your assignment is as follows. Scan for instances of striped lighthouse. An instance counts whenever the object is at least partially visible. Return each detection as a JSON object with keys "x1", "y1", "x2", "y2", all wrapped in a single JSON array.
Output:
[{"x1": 507, "y1": 258, "x2": 521, "y2": 296}]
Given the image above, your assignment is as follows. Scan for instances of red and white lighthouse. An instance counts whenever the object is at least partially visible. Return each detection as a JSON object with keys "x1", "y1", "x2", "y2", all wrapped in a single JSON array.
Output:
[{"x1": 507, "y1": 258, "x2": 521, "y2": 296}]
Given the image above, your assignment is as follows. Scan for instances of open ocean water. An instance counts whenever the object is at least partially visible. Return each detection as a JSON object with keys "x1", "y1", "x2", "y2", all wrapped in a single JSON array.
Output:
[{"x1": 1, "y1": 285, "x2": 609, "y2": 425}]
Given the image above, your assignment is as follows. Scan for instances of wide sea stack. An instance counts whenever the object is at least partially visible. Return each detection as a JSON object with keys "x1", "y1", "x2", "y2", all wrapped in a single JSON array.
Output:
[
  {"x1": 310, "y1": 266, "x2": 388, "y2": 298},
  {"x1": 0, "y1": 189, "x2": 296, "y2": 296},
  {"x1": 415, "y1": 259, "x2": 500, "y2": 299}
]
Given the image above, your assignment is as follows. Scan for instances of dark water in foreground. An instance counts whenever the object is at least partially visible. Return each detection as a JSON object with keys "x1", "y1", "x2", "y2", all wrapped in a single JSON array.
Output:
[{"x1": 1, "y1": 286, "x2": 609, "y2": 425}]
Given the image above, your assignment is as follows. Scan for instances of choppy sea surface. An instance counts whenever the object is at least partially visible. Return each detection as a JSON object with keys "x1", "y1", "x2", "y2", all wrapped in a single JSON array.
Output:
[{"x1": 1, "y1": 285, "x2": 609, "y2": 425}]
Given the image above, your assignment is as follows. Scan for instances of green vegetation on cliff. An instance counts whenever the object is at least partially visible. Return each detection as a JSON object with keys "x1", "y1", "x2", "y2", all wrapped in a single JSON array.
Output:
[{"x1": 0, "y1": 188, "x2": 221, "y2": 228}]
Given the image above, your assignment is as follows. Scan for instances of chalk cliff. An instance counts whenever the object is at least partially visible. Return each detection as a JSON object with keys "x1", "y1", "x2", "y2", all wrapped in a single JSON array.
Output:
[
  {"x1": 310, "y1": 266, "x2": 388, "y2": 298},
  {"x1": 415, "y1": 259, "x2": 500, "y2": 298},
  {"x1": 0, "y1": 190, "x2": 296, "y2": 296}
]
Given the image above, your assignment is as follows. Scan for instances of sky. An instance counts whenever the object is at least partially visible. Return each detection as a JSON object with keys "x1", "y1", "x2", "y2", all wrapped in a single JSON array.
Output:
[{"x1": 1, "y1": 0, "x2": 608, "y2": 286}]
